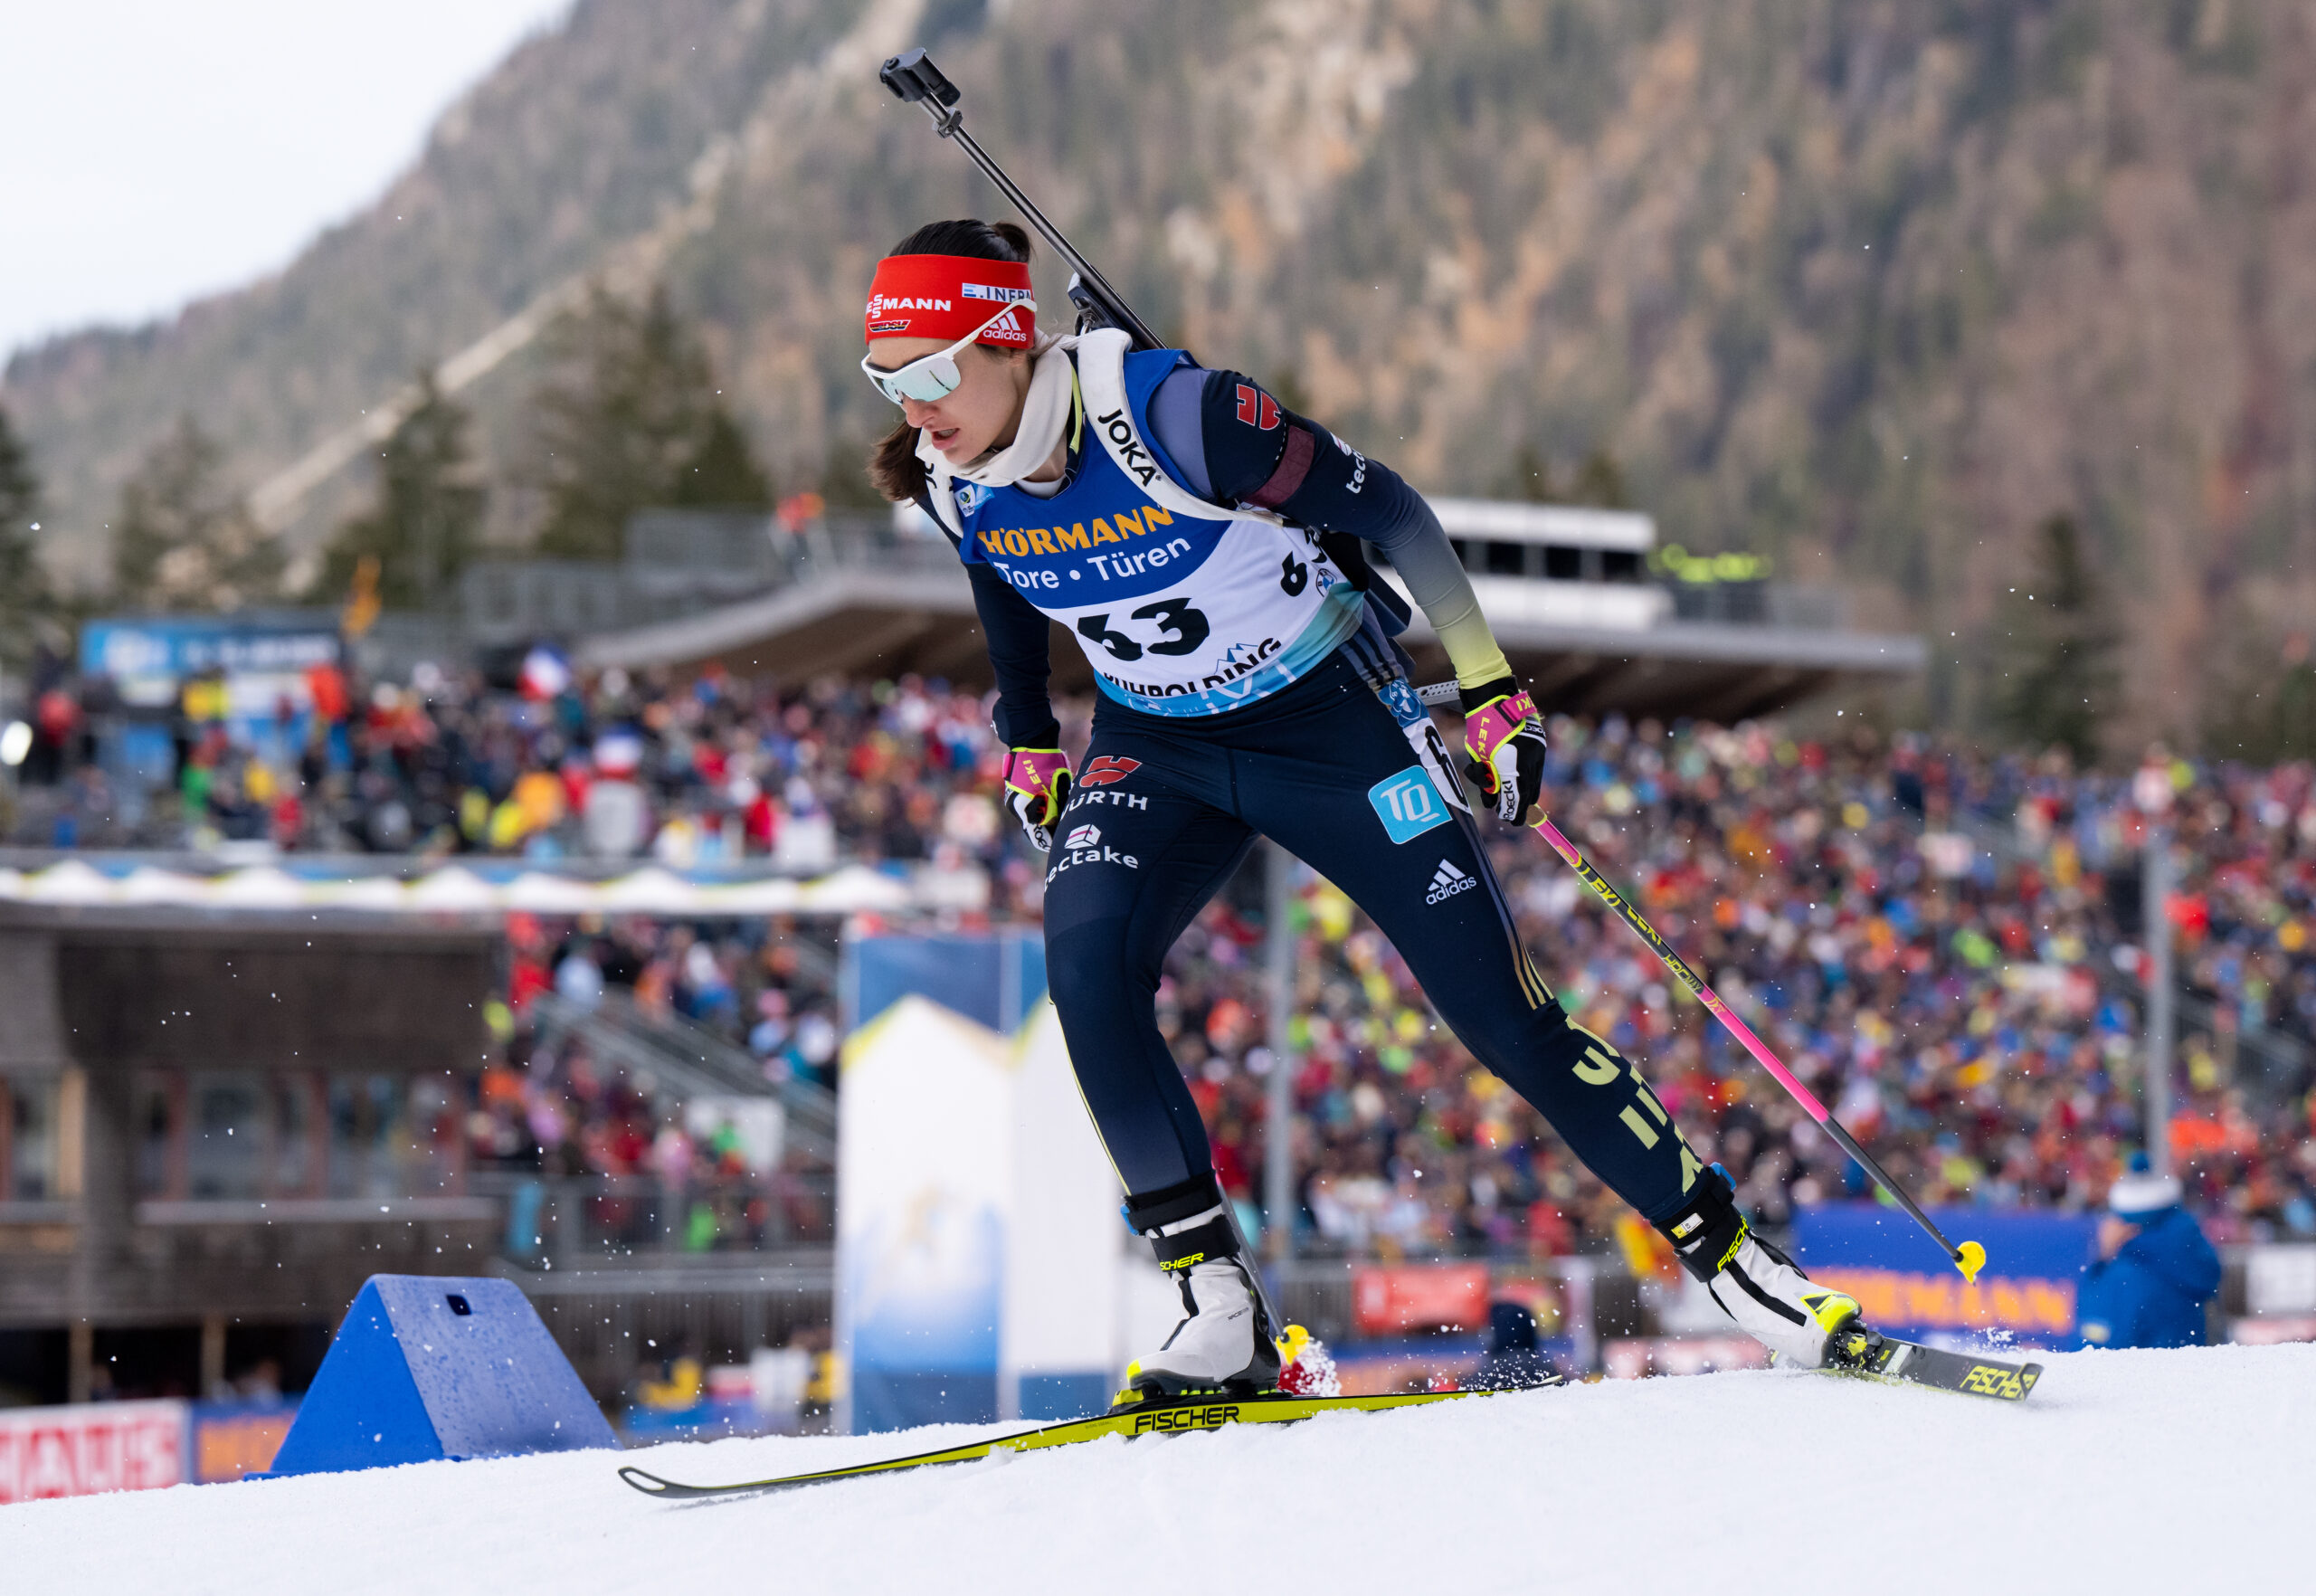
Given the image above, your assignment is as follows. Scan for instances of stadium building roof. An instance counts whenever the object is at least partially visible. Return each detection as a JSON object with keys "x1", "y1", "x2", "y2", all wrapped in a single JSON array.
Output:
[{"x1": 570, "y1": 504, "x2": 1925, "y2": 720}]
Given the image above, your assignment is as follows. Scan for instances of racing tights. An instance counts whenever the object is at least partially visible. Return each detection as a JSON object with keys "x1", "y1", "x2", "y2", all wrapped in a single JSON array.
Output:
[{"x1": 1040, "y1": 632, "x2": 1706, "y2": 1228}]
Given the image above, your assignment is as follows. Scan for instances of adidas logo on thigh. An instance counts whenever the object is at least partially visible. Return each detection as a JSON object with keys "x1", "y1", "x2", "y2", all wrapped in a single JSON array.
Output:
[{"x1": 1426, "y1": 859, "x2": 1477, "y2": 905}]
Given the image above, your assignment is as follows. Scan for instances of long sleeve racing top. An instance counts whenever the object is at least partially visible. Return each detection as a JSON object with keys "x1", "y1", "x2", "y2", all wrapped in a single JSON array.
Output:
[{"x1": 951, "y1": 361, "x2": 1512, "y2": 749}]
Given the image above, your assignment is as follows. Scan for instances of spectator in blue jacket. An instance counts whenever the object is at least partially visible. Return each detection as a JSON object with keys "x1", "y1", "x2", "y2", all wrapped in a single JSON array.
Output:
[
  {"x1": 1469, "y1": 1301, "x2": 1556, "y2": 1391},
  {"x1": 2078, "y1": 1155, "x2": 2222, "y2": 1350}
]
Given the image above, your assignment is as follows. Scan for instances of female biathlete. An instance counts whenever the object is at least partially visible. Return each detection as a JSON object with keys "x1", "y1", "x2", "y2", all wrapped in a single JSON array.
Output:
[{"x1": 861, "y1": 219, "x2": 1865, "y2": 1400}]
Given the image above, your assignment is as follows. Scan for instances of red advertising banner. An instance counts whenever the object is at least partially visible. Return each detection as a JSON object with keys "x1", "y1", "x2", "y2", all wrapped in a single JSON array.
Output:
[
  {"x1": 0, "y1": 1400, "x2": 188, "y2": 1504},
  {"x1": 1352, "y1": 1264, "x2": 1491, "y2": 1335}
]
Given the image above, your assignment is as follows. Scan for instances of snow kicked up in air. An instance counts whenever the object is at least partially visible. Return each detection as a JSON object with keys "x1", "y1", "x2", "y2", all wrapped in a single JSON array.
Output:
[{"x1": 9, "y1": 1344, "x2": 2310, "y2": 1595}]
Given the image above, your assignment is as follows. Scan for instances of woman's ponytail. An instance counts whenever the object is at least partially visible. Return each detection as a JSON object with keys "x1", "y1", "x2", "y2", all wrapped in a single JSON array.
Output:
[{"x1": 868, "y1": 425, "x2": 931, "y2": 505}]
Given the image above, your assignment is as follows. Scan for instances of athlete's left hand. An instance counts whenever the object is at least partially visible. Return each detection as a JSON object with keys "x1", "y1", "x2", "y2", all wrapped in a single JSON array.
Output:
[{"x1": 1460, "y1": 679, "x2": 1547, "y2": 827}]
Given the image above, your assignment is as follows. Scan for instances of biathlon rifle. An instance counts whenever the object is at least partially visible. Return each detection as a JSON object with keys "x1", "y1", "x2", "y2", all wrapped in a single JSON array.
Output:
[
  {"x1": 879, "y1": 47, "x2": 1413, "y2": 631},
  {"x1": 879, "y1": 48, "x2": 1164, "y2": 353}
]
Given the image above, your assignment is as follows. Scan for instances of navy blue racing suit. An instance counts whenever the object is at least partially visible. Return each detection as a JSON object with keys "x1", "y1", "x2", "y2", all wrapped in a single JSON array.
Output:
[{"x1": 932, "y1": 352, "x2": 1704, "y2": 1230}]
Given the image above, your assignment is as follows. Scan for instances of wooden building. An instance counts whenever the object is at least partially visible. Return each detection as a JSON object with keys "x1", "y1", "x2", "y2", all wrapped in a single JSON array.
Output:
[{"x1": 0, "y1": 907, "x2": 498, "y2": 1405}]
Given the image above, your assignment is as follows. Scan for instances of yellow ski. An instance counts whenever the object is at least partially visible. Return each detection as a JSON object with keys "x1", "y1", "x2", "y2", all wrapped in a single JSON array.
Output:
[{"x1": 618, "y1": 1387, "x2": 1508, "y2": 1499}]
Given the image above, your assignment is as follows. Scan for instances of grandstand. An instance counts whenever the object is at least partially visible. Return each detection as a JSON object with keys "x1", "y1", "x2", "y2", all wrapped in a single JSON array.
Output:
[{"x1": 5, "y1": 504, "x2": 2311, "y2": 1427}]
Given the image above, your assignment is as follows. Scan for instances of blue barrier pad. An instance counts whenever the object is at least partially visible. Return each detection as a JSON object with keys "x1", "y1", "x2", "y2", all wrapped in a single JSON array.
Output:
[{"x1": 266, "y1": 1276, "x2": 617, "y2": 1476}]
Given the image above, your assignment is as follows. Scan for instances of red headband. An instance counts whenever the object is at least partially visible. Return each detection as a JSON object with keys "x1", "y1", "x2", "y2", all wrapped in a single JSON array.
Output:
[{"x1": 863, "y1": 253, "x2": 1035, "y2": 347}]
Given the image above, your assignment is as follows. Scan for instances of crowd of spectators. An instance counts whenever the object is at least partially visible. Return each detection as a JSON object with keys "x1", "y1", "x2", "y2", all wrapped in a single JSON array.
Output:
[
  {"x1": 6, "y1": 657, "x2": 1030, "y2": 902},
  {"x1": 1166, "y1": 718, "x2": 2316, "y2": 1262},
  {"x1": 13, "y1": 653, "x2": 2314, "y2": 1263},
  {"x1": 464, "y1": 909, "x2": 847, "y2": 1251}
]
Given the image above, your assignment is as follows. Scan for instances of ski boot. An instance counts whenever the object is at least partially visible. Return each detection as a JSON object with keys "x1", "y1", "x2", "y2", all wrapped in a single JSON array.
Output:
[
  {"x1": 1114, "y1": 1173, "x2": 1282, "y2": 1408},
  {"x1": 1656, "y1": 1166, "x2": 1865, "y2": 1370}
]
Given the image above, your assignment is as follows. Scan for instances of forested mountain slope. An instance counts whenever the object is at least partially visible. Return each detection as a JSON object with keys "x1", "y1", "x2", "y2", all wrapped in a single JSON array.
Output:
[{"x1": 6, "y1": 0, "x2": 2312, "y2": 736}]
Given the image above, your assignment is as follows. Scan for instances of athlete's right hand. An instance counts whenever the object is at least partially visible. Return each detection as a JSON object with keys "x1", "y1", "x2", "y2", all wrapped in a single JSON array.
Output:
[
  {"x1": 1459, "y1": 679, "x2": 1547, "y2": 827},
  {"x1": 1001, "y1": 747, "x2": 1073, "y2": 851}
]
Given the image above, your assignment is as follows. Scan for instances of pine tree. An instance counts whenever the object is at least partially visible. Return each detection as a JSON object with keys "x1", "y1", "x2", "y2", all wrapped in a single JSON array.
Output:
[
  {"x1": 0, "y1": 405, "x2": 58, "y2": 665},
  {"x1": 1988, "y1": 514, "x2": 2122, "y2": 764},
  {"x1": 671, "y1": 409, "x2": 771, "y2": 508},
  {"x1": 1506, "y1": 444, "x2": 1558, "y2": 502},
  {"x1": 312, "y1": 375, "x2": 487, "y2": 612},
  {"x1": 528, "y1": 282, "x2": 772, "y2": 560},
  {"x1": 1569, "y1": 448, "x2": 1629, "y2": 509},
  {"x1": 110, "y1": 416, "x2": 283, "y2": 613},
  {"x1": 2205, "y1": 631, "x2": 2316, "y2": 764}
]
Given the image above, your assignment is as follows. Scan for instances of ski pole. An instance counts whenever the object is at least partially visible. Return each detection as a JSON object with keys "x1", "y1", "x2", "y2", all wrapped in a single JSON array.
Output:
[
  {"x1": 879, "y1": 48, "x2": 1164, "y2": 352},
  {"x1": 1414, "y1": 679, "x2": 1987, "y2": 1281}
]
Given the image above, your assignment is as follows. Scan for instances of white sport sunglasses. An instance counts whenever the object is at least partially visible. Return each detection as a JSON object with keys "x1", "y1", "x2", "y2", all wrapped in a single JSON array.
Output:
[{"x1": 859, "y1": 299, "x2": 1034, "y2": 406}]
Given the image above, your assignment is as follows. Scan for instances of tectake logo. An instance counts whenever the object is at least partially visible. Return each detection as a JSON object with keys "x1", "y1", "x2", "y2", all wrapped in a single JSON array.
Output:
[
  {"x1": 1048, "y1": 829, "x2": 1141, "y2": 877},
  {"x1": 1367, "y1": 765, "x2": 1449, "y2": 844},
  {"x1": 1426, "y1": 859, "x2": 1477, "y2": 905}
]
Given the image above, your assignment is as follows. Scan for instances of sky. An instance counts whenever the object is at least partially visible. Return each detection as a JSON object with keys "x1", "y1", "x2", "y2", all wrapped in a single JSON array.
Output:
[{"x1": 0, "y1": 1, "x2": 574, "y2": 361}]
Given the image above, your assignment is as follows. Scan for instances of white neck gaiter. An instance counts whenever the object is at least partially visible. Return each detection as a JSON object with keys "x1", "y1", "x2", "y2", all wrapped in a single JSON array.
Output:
[{"x1": 916, "y1": 338, "x2": 1074, "y2": 490}]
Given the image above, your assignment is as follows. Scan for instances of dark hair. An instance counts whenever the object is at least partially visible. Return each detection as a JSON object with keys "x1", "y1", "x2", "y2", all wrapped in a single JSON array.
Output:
[{"x1": 867, "y1": 220, "x2": 1036, "y2": 505}]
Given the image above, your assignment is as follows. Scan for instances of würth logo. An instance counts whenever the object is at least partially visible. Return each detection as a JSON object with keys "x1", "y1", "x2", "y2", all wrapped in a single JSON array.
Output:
[
  {"x1": 1427, "y1": 860, "x2": 1476, "y2": 905},
  {"x1": 1080, "y1": 755, "x2": 1142, "y2": 786},
  {"x1": 1235, "y1": 384, "x2": 1281, "y2": 430}
]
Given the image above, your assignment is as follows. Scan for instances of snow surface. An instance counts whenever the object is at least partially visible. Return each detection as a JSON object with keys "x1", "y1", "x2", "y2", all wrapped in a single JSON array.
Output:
[{"x1": 9, "y1": 1344, "x2": 2310, "y2": 1595}]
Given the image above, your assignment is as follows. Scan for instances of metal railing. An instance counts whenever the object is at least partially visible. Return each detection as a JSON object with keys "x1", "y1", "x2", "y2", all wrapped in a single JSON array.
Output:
[
  {"x1": 475, "y1": 1169, "x2": 836, "y2": 1264},
  {"x1": 1907, "y1": 808, "x2": 2313, "y2": 1107},
  {"x1": 1660, "y1": 580, "x2": 1848, "y2": 630},
  {"x1": 527, "y1": 989, "x2": 838, "y2": 1166},
  {"x1": 2175, "y1": 991, "x2": 2313, "y2": 1107},
  {"x1": 459, "y1": 512, "x2": 958, "y2": 642},
  {"x1": 501, "y1": 1249, "x2": 837, "y2": 1401}
]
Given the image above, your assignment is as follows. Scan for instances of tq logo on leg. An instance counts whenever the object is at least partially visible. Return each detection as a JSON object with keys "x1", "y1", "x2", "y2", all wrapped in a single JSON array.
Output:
[{"x1": 1368, "y1": 765, "x2": 1449, "y2": 843}]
